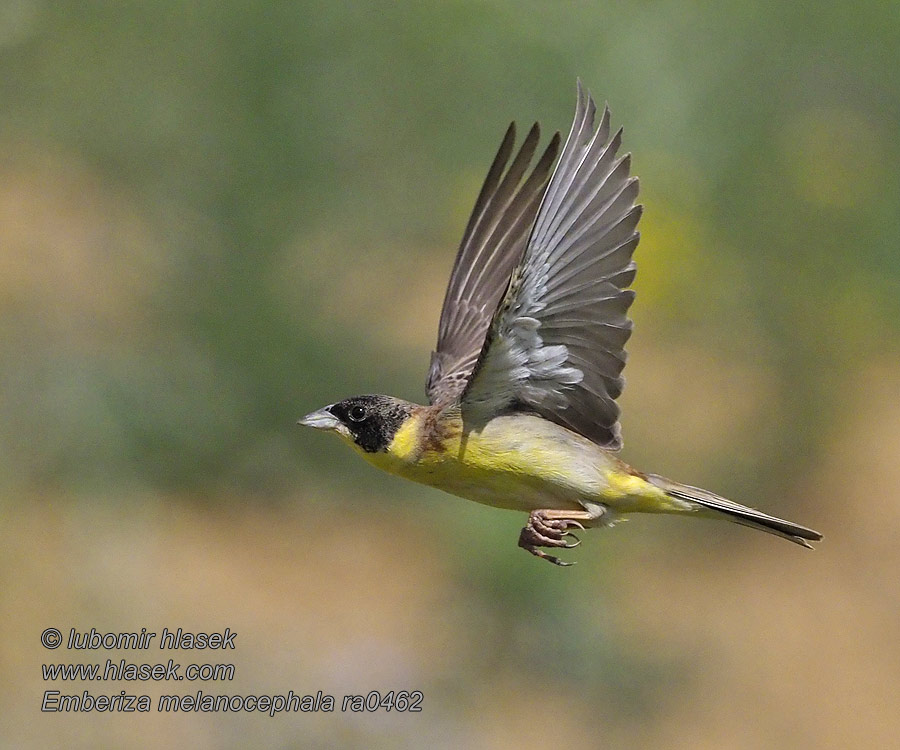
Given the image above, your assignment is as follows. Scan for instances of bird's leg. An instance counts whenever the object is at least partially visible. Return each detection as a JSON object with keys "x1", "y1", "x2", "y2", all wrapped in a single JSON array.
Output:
[{"x1": 518, "y1": 508, "x2": 602, "y2": 567}]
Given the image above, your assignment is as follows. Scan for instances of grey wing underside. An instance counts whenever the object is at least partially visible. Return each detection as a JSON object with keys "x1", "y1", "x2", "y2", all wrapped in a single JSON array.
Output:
[
  {"x1": 462, "y1": 81, "x2": 641, "y2": 449},
  {"x1": 425, "y1": 123, "x2": 561, "y2": 407}
]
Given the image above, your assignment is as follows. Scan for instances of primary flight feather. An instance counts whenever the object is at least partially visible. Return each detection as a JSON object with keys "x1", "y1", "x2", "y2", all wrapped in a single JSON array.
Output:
[{"x1": 300, "y1": 81, "x2": 822, "y2": 565}]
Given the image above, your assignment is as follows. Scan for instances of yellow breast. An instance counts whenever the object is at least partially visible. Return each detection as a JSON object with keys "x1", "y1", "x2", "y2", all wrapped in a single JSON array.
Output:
[
  {"x1": 353, "y1": 407, "x2": 677, "y2": 514},
  {"x1": 361, "y1": 409, "x2": 614, "y2": 512}
]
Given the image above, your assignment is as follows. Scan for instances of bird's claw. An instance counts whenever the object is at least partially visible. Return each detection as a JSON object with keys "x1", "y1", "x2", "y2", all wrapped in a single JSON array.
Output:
[{"x1": 518, "y1": 511, "x2": 587, "y2": 566}]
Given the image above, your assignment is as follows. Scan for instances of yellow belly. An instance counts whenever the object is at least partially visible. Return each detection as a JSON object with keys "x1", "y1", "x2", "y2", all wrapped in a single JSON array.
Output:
[{"x1": 357, "y1": 410, "x2": 675, "y2": 514}]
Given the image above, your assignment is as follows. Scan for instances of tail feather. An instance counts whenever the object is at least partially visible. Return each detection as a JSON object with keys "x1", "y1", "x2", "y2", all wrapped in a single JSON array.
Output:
[{"x1": 646, "y1": 474, "x2": 823, "y2": 548}]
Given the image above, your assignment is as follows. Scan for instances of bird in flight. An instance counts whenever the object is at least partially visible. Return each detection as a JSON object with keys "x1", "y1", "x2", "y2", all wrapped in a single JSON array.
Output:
[{"x1": 300, "y1": 81, "x2": 822, "y2": 565}]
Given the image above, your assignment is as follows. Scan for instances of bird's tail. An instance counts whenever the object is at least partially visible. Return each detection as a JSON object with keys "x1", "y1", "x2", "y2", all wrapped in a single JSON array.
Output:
[{"x1": 645, "y1": 474, "x2": 823, "y2": 548}]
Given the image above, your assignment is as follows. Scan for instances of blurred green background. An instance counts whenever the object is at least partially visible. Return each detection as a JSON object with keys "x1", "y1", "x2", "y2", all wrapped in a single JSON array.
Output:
[{"x1": 2, "y1": 1, "x2": 899, "y2": 747}]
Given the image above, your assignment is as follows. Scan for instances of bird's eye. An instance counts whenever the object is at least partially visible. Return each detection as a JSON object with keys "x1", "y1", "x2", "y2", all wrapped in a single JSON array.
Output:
[{"x1": 348, "y1": 405, "x2": 367, "y2": 422}]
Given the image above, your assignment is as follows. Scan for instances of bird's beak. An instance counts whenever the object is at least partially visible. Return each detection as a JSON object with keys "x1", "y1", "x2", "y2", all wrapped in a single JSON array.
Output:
[{"x1": 297, "y1": 406, "x2": 340, "y2": 430}]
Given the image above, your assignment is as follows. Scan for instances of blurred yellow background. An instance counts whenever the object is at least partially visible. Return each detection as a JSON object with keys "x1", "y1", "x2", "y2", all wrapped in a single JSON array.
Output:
[{"x1": 2, "y1": 2, "x2": 899, "y2": 748}]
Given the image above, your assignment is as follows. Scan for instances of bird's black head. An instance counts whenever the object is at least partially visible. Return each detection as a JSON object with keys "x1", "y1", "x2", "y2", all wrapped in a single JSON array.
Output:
[{"x1": 299, "y1": 395, "x2": 415, "y2": 453}]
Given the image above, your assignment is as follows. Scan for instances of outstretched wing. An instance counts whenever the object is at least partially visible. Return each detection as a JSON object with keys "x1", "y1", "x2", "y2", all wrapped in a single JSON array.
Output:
[
  {"x1": 462, "y1": 81, "x2": 641, "y2": 449},
  {"x1": 425, "y1": 122, "x2": 561, "y2": 406}
]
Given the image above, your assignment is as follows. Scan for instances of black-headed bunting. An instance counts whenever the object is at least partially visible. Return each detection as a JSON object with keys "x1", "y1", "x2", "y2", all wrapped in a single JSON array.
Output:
[{"x1": 300, "y1": 81, "x2": 822, "y2": 566}]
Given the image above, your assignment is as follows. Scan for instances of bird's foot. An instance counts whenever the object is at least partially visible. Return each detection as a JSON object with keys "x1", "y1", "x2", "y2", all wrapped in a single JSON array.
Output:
[{"x1": 518, "y1": 510, "x2": 586, "y2": 567}]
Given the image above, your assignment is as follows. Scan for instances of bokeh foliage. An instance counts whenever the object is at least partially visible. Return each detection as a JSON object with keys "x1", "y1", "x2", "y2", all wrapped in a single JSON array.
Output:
[
  {"x1": 2, "y1": 0, "x2": 897, "y2": 497},
  {"x1": 2, "y1": 2, "x2": 899, "y2": 748}
]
